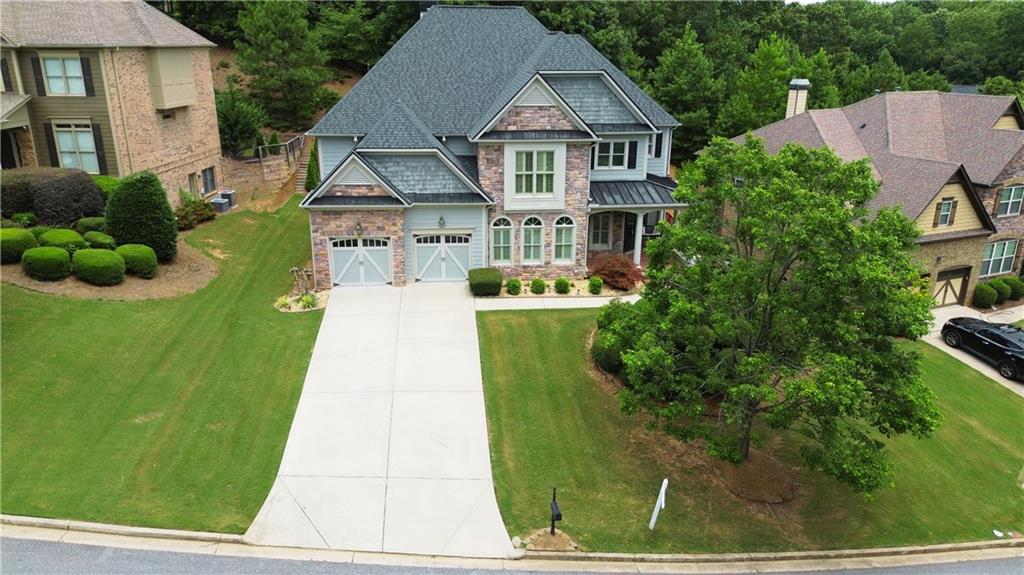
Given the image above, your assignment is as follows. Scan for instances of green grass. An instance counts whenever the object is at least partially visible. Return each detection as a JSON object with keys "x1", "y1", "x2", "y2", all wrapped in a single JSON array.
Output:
[
  {"x1": 478, "y1": 309, "x2": 1024, "y2": 553},
  {"x1": 1, "y1": 198, "x2": 322, "y2": 533}
]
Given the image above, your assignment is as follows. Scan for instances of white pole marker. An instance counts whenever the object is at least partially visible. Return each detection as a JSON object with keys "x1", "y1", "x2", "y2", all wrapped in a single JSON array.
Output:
[{"x1": 648, "y1": 478, "x2": 668, "y2": 530}]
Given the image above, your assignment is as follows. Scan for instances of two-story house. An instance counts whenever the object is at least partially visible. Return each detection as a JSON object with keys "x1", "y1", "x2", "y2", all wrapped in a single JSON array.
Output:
[
  {"x1": 0, "y1": 0, "x2": 221, "y2": 203},
  {"x1": 301, "y1": 5, "x2": 682, "y2": 289},
  {"x1": 738, "y1": 82, "x2": 1024, "y2": 307}
]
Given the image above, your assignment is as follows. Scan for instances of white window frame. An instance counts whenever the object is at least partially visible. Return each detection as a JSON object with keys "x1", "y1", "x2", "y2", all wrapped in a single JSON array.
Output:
[
  {"x1": 52, "y1": 120, "x2": 99, "y2": 174},
  {"x1": 981, "y1": 239, "x2": 1019, "y2": 277},
  {"x1": 937, "y1": 198, "x2": 954, "y2": 226},
  {"x1": 553, "y1": 215, "x2": 576, "y2": 263},
  {"x1": 590, "y1": 213, "x2": 611, "y2": 249},
  {"x1": 647, "y1": 136, "x2": 656, "y2": 158},
  {"x1": 521, "y1": 216, "x2": 544, "y2": 265},
  {"x1": 490, "y1": 217, "x2": 513, "y2": 265},
  {"x1": 503, "y1": 143, "x2": 566, "y2": 211},
  {"x1": 595, "y1": 140, "x2": 628, "y2": 170},
  {"x1": 41, "y1": 53, "x2": 86, "y2": 96},
  {"x1": 514, "y1": 149, "x2": 556, "y2": 196},
  {"x1": 997, "y1": 185, "x2": 1024, "y2": 217}
]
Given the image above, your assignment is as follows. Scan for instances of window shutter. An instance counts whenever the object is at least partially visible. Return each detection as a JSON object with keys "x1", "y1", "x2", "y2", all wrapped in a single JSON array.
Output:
[
  {"x1": 949, "y1": 200, "x2": 957, "y2": 226},
  {"x1": 81, "y1": 56, "x2": 95, "y2": 97},
  {"x1": 43, "y1": 123, "x2": 59, "y2": 167},
  {"x1": 627, "y1": 141, "x2": 638, "y2": 169},
  {"x1": 30, "y1": 56, "x2": 46, "y2": 96},
  {"x1": 590, "y1": 146, "x2": 595, "y2": 170},
  {"x1": 932, "y1": 203, "x2": 942, "y2": 227},
  {"x1": 654, "y1": 133, "x2": 663, "y2": 158},
  {"x1": 91, "y1": 124, "x2": 108, "y2": 174},
  {"x1": 0, "y1": 58, "x2": 11, "y2": 92}
]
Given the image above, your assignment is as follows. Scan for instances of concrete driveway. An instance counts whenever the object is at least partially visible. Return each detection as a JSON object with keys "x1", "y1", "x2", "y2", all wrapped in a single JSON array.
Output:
[
  {"x1": 245, "y1": 284, "x2": 513, "y2": 557},
  {"x1": 925, "y1": 304, "x2": 1024, "y2": 399}
]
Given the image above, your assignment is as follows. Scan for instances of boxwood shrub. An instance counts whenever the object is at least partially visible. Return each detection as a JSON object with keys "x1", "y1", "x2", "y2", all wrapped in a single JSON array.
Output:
[
  {"x1": 73, "y1": 249, "x2": 126, "y2": 286},
  {"x1": 554, "y1": 277, "x2": 571, "y2": 294},
  {"x1": 39, "y1": 229, "x2": 88, "y2": 253},
  {"x1": 1, "y1": 168, "x2": 105, "y2": 225},
  {"x1": 116, "y1": 244, "x2": 158, "y2": 279},
  {"x1": 972, "y1": 282, "x2": 997, "y2": 308},
  {"x1": 1002, "y1": 276, "x2": 1024, "y2": 300},
  {"x1": 591, "y1": 330, "x2": 623, "y2": 374},
  {"x1": 21, "y1": 246, "x2": 71, "y2": 281},
  {"x1": 505, "y1": 278, "x2": 522, "y2": 296},
  {"x1": 84, "y1": 231, "x2": 117, "y2": 250},
  {"x1": 75, "y1": 216, "x2": 106, "y2": 234},
  {"x1": 11, "y1": 212, "x2": 37, "y2": 227},
  {"x1": 468, "y1": 267, "x2": 503, "y2": 296},
  {"x1": 530, "y1": 278, "x2": 546, "y2": 294},
  {"x1": 0, "y1": 228, "x2": 38, "y2": 264},
  {"x1": 105, "y1": 171, "x2": 178, "y2": 262},
  {"x1": 29, "y1": 226, "x2": 53, "y2": 240},
  {"x1": 988, "y1": 278, "x2": 1011, "y2": 304},
  {"x1": 588, "y1": 276, "x2": 604, "y2": 295}
]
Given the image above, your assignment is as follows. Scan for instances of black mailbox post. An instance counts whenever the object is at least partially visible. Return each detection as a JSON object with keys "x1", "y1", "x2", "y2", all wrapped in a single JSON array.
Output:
[{"x1": 550, "y1": 486, "x2": 562, "y2": 535}]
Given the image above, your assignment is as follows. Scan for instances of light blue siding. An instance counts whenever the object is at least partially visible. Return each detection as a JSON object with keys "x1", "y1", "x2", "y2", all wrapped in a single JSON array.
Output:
[
  {"x1": 589, "y1": 137, "x2": 648, "y2": 181},
  {"x1": 545, "y1": 76, "x2": 637, "y2": 124},
  {"x1": 404, "y1": 207, "x2": 487, "y2": 280},
  {"x1": 646, "y1": 129, "x2": 672, "y2": 177},
  {"x1": 319, "y1": 137, "x2": 356, "y2": 173},
  {"x1": 362, "y1": 154, "x2": 475, "y2": 196},
  {"x1": 441, "y1": 136, "x2": 476, "y2": 156}
]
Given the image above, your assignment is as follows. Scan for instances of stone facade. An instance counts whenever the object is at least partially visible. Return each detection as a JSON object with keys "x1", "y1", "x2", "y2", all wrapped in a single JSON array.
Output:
[
  {"x1": 13, "y1": 127, "x2": 36, "y2": 168},
  {"x1": 323, "y1": 184, "x2": 391, "y2": 197},
  {"x1": 494, "y1": 106, "x2": 577, "y2": 131},
  {"x1": 976, "y1": 146, "x2": 1024, "y2": 275},
  {"x1": 309, "y1": 209, "x2": 406, "y2": 290},
  {"x1": 915, "y1": 234, "x2": 991, "y2": 306},
  {"x1": 100, "y1": 48, "x2": 221, "y2": 204}
]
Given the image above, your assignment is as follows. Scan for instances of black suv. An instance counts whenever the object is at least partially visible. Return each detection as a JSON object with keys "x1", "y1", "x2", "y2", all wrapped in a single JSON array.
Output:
[{"x1": 941, "y1": 317, "x2": 1024, "y2": 380}]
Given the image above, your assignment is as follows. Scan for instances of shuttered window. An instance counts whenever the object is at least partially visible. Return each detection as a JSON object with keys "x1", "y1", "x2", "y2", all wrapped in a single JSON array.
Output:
[
  {"x1": 53, "y1": 122, "x2": 98, "y2": 173},
  {"x1": 42, "y1": 57, "x2": 85, "y2": 95},
  {"x1": 595, "y1": 141, "x2": 627, "y2": 169}
]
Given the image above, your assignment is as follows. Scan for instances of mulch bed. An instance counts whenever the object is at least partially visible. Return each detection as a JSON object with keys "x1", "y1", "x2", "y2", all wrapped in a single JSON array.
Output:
[{"x1": 1, "y1": 238, "x2": 218, "y2": 301}]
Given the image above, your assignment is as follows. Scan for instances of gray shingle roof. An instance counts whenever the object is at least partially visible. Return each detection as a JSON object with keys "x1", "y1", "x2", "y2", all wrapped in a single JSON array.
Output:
[
  {"x1": 589, "y1": 175, "x2": 683, "y2": 208},
  {"x1": 310, "y1": 5, "x2": 677, "y2": 139},
  {"x1": 1, "y1": 93, "x2": 31, "y2": 120},
  {"x1": 306, "y1": 196, "x2": 406, "y2": 208},
  {"x1": 0, "y1": 0, "x2": 214, "y2": 48}
]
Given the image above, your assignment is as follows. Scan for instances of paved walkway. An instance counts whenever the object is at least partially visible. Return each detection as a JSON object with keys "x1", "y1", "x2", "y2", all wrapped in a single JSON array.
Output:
[
  {"x1": 925, "y1": 304, "x2": 1024, "y2": 398},
  {"x1": 245, "y1": 284, "x2": 512, "y2": 557}
]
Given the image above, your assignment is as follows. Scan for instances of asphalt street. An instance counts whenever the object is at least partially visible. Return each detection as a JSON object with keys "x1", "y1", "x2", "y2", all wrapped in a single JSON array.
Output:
[{"x1": 3, "y1": 538, "x2": 1023, "y2": 575}]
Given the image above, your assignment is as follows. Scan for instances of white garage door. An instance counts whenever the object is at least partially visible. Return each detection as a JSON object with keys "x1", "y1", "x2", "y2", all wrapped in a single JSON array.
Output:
[
  {"x1": 414, "y1": 234, "x2": 471, "y2": 282},
  {"x1": 331, "y1": 237, "x2": 391, "y2": 286}
]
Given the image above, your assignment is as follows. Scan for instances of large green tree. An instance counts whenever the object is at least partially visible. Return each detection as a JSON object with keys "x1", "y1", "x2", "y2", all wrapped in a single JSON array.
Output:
[
  {"x1": 236, "y1": 1, "x2": 330, "y2": 130},
  {"x1": 215, "y1": 85, "x2": 268, "y2": 155},
  {"x1": 598, "y1": 136, "x2": 939, "y2": 493}
]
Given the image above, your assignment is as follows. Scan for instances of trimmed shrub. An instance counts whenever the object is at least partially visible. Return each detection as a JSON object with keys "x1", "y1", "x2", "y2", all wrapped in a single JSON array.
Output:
[
  {"x1": 74, "y1": 216, "x2": 106, "y2": 234},
  {"x1": 84, "y1": 231, "x2": 117, "y2": 250},
  {"x1": 175, "y1": 190, "x2": 216, "y2": 231},
  {"x1": 530, "y1": 278, "x2": 546, "y2": 294},
  {"x1": 304, "y1": 139, "x2": 320, "y2": 192},
  {"x1": 506, "y1": 278, "x2": 522, "y2": 296},
  {"x1": 1, "y1": 168, "x2": 104, "y2": 224},
  {"x1": 972, "y1": 282, "x2": 998, "y2": 308},
  {"x1": 588, "y1": 276, "x2": 604, "y2": 295},
  {"x1": 589, "y1": 254, "x2": 644, "y2": 290},
  {"x1": 591, "y1": 330, "x2": 624, "y2": 373},
  {"x1": 0, "y1": 228, "x2": 38, "y2": 263},
  {"x1": 11, "y1": 212, "x2": 37, "y2": 227},
  {"x1": 0, "y1": 219, "x2": 18, "y2": 228},
  {"x1": 21, "y1": 246, "x2": 71, "y2": 281},
  {"x1": 105, "y1": 171, "x2": 178, "y2": 262},
  {"x1": 39, "y1": 229, "x2": 88, "y2": 253},
  {"x1": 1002, "y1": 276, "x2": 1024, "y2": 300},
  {"x1": 989, "y1": 278, "x2": 1011, "y2": 304},
  {"x1": 554, "y1": 277, "x2": 571, "y2": 294},
  {"x1": 468, "y1": 267, "x2": 503, "y2": 296},
  {"x1": 29, "y1": 226, "x2": 53, "y2": 240},
  {"x1": 72, "y1": 249, "x2": 125, "y2": 286},
  {"x1": 116, "y1": 244, "x2": 158, "y2": 279},
  {"x1": 91, "y1": 175, "x2": 121, "y2": 198}
]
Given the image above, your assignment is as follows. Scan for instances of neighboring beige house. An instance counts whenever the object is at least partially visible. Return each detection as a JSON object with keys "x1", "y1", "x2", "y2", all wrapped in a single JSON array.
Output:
[
  {"x1": 738, "y1": 82, "x2": 1024, "y2": 307},
  {"x1": 0, "y1": 0, "x2": 221, "y2": 203}
]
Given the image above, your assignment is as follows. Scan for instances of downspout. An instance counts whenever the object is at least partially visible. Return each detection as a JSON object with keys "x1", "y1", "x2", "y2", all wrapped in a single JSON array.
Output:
[{"x1": 111, "y1": 46, "x2": 132, "y2": 173}]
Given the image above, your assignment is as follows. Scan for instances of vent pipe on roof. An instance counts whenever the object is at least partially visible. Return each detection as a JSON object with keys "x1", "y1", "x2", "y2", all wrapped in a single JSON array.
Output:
[{"x1": 786, "y1": 78, "x2": 811, "y2": 118}]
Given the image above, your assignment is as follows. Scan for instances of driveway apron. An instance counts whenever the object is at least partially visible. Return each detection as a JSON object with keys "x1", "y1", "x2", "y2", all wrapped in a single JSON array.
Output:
[{"x1": 245, "y1": 284, "x2": 513, "y2": 557}]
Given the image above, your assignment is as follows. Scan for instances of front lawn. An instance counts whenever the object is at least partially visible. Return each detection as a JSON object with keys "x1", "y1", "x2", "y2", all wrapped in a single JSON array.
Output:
[
  {"x1": 1, "y1": 198, "x2": 322, "y2": 533},
  {"x1": 478, "y1": 309, "x2": 1024, "y2": 553}
]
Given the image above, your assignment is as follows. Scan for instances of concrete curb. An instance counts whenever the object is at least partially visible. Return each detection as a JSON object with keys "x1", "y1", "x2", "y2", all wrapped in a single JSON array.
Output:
[
  {"x1": 1, "y1": 514, "x2": 243, "y2": 544},
  {"x1": 523, "y1": 538, "x2": 1024, "y2": 563}
]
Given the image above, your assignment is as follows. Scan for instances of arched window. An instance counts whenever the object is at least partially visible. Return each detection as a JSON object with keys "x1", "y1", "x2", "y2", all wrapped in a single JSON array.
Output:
[
  {"x1": 553, "y1": 216, "x2": 575, "y2": 263},
  {"x1": 522, "y1": 216, "x2": 543, "y2": 264},
  {"x1": 491, "y1": 217, "x2": 513, "y2": 264}
]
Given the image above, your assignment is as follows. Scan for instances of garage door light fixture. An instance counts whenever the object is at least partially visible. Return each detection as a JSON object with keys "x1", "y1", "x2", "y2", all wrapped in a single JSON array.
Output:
[
  {"x1": 438, "y1": 216, "x2": 446, "y2": 228},
  {"x1": 355, "y1": 222, "x2": 364, "y2": 236}
]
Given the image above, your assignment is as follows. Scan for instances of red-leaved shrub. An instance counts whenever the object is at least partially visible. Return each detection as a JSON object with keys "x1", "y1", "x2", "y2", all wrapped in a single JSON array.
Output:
[{"x1": 590, "y1": 254, "x2": 643, "y2": 290}]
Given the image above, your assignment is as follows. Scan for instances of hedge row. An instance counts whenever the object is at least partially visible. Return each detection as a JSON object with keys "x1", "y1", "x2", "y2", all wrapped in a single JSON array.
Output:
[{"x1": 0, "y1": 168, "x2": 105, "y2": 225}]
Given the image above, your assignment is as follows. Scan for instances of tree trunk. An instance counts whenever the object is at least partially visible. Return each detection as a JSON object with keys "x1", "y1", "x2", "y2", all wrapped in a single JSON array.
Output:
[{"x1": 737, "y1": 405, "x2": 755, "y2": 462}]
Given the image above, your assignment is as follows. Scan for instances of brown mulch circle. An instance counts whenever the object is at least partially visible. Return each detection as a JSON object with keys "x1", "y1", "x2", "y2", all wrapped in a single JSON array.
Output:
[
  {"x1": 524, "y1": 528, "x2": 579, "y2": 552},
  {"x1": 711, "y1": 449, "x2": 796, "y2": 504},
  {"x1": 1, "y1": 238, "x2": 219, "y2": 301}
]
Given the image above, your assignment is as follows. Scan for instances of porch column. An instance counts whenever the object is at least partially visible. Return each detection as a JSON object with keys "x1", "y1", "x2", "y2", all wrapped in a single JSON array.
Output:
[{"x1": 633, "y1": 211, "x2": 644, "y2": 265}]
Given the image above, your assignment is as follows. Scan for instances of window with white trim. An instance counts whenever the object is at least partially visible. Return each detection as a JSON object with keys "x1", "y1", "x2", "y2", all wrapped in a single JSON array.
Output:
[
  {"x1": 515, "y1": 150, "x2": 555, "y2": 195},
  {"x1": 522, "y1": 216, "x2": 543, "y2": 264},
  {"x1": 53, "y1": 122, "x2": 98, "y2": 173},
  {"x1": 43, "y1": 57, "x2": 85, "y2": 95},
  {"x1": 491, "y1": 217, "x2": 513, "y2": 264},
  {"x1": 937, "y1": 198, "x2": 954, "y2": 226},
  {"x1": 647, "y1": 137, "x2": 655, "y2": 158},
  {"x1": 553, "y1": 216, "x2": 575, "y2": 263},
  {"x1": 981, "y1": 239, "x2": 1019, "y2": 277},
  {"x1": 595, "y1": 141, "x2": 627, "y2": 169},
  {"x1": 590, "y1": 213, "x2": 611, "y2": 248},
  {"x1": 998, "y1": 186, "x2": 1024, "y2": 217}
]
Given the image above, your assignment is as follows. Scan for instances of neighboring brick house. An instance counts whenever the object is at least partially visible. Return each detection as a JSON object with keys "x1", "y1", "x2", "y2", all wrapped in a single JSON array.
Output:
[
  {"x1": 0, "y1": 0, "x2": 221, "y2": 204},
  {"x1": 301, "y1": 5, "x2": 682, "y2": 289},
  {"x1": 739, "y1": 84, "x2": 1024, "y2": 307}
]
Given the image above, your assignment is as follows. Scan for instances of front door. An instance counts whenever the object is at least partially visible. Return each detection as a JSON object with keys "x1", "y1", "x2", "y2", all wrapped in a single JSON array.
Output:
[
  {"x1": 330, "y1": 237, "x2": 391, "y2": 286},
  {"x1": 1, "y1": 130, "x2": 19, "y2": 169},
  {"x1": 932, "y1": 267, "x2": 970, "y2": 307},
  {"x1": 414, "y1": 234, "x2": 471, "y2": 282}
]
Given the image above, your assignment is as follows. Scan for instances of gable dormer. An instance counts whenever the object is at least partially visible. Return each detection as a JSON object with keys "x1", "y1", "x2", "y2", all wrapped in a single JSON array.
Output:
[{"x1": 472, "y1": 74, "x2": 596, "y2": 140}]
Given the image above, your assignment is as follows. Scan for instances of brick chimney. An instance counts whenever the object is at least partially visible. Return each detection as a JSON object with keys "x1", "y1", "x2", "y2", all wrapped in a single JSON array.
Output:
[{"x1": 785, "y1": 78, "x2": 811, "y2": 118}]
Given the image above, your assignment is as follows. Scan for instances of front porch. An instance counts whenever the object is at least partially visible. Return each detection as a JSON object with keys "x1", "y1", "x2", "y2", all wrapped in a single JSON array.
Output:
[{"x1": 586, "y1": 174, "x2": 684, "y2": 268}]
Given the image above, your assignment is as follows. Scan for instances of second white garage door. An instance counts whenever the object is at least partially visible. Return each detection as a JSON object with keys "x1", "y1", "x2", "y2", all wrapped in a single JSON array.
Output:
[{"x1": 414, "y1": 234, "x2": 471, "y2": 282}]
